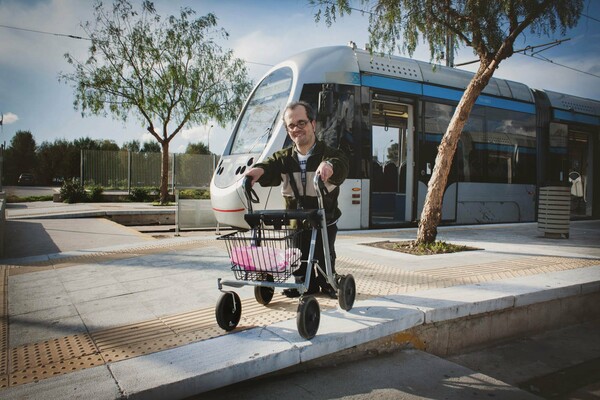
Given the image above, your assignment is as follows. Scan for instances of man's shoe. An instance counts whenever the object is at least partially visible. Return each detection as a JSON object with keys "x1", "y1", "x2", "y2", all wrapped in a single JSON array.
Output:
[
  {"x1": 321, "y1": 285, "x2": 338, "y2": 299},
  {"x1": 283, "y1": 286, "x2": 320, "y2": 297},
  {"x1": 282, "y1": 288, "x2": 301, "y2": 298},
  {"x1": 304, "y1": 286, "x2": 320, "y2": 296}
]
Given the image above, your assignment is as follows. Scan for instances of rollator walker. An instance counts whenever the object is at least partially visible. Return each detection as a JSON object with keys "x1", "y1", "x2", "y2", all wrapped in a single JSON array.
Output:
[{"x1": 216, "y1": 174, "x2": 356, "y2": 339}]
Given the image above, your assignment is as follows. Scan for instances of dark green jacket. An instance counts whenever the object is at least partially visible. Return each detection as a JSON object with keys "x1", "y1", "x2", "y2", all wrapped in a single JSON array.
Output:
[{"x1": 255, "y1": 140, "x2": 349, "y2": 222}]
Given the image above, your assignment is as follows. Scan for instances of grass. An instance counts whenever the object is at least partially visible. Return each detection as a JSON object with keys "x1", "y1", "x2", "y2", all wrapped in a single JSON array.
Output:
[
  {"x1": 151, "y1": 201, "x2": 177, "y2": 206},
  {"x1": 5, "y1": 187, "x2": 210, "y2": 204},
  {"x1": 364, "y1": 240, "x2": 479, "y2": 255},
  {"x1": 5, "y1": 194, "x2": 54, "y2": 203},
  {"x1": 395, "y1": 240, "x2": 476, "y2": 255}
]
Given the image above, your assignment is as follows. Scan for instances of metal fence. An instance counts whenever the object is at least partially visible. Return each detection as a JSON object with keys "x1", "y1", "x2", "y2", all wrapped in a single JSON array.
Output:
[{"x1": 81, "y1": 150, "x2": 217, "y2": 190}]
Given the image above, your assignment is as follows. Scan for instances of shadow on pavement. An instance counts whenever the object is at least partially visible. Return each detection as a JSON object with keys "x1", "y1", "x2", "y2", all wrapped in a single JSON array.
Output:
[{"x1": 2, "y1": 220, "x2": 60, "y2": 260}]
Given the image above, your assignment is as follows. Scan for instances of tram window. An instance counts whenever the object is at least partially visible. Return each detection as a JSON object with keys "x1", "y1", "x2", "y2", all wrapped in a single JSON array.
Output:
[
  {"x1": 548, "y1": 123, "x2": 568, "y2": 184},
  {"x1": 229, "y1": 67, "x2": 292, "y2": 155},
  {"x1": 423, "y1": 102, "x2": 536, "y2": 185},
  {"x1": 486, "y1": 108, "x2": 536, "y2": 184},
  {"x1": 421, "y1": 102, "x2": 458, "y2": 185},
  {"x1": 307, "y1": 84, "x2": 359, "y2": 177},
  {"x1": 458, "y1": 106, "x2": 485, "y2": 182}
]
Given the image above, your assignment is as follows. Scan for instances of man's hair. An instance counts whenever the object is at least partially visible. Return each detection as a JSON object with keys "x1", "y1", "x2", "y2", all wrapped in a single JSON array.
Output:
[{"x1": 283, "y1": 101, "x2": 315, "y2": 121}]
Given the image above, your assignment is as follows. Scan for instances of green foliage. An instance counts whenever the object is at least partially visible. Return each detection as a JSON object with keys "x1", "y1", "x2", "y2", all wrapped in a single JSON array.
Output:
[
  {"x1": 122, "y1": 140, "x2": 141, "y2": 152},
  {"x1": 393, "y1": 240, "x2": 474, "y2": 255},
  {"x1": 59, "y1": 0, "x2": 253, "y2": 204},
  {"x1": 141, "y1": 141, "x2": 161, "y2": 153},
  {"x1": 185, "y1": 142, "x2": 210, "y2": 155},
  {"x1": 129, "y1": 187, "x2": 159, "y2": 202},
  {"x1": 5, "y1": 195, "x2": 53, "y2": 203},
  {"x1": 106, "y1": 179, "x2": 129, "y2": 190},
  {"x1": 3, "y1": 130, "x2": 37, "y2": 184},
  {"x1": 151, "y1": 201, "x2": 176, "y2": 206},
  {"x1": 88, "y1": 185, "x2": 105, "y2": 202},
  {"x1": 129, "y1": 187, "x2": 150, "y2": 202},
  {"x1": 312, "y1": 0, "x2": 584, "y2": 245},
  {"x1": 36, "y1": 139, "x2": 79, "y2": 186},
  {"x1": 178, "y1": 189, "x2": 210, "y2": 199},
  {"x1": 60, "y1": 178, "x2": 88, "y2": 204},
  {"x1": 312, "y1": 0, "x2": 583, "y2": 64}
]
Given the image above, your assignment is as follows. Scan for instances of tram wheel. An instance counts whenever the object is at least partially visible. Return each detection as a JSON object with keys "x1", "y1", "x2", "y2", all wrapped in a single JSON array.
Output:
[
  {"x1": 297, "y1": 296, "x2": 320, "y2": 340},
  {"x1": 215, "y1": 291, "x2": 242, "y2": 331},
  {"x1": 338, "y1": 274, "x2": 356, "y2": 311}
]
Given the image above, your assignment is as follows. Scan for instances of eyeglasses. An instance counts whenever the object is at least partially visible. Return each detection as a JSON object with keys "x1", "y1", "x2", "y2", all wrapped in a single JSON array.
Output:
[{"x1": 286, "y1": 120, "x2": 309, "y2": 131}]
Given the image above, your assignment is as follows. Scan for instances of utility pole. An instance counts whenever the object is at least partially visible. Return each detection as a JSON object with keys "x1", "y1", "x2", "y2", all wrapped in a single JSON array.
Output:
[
  {"x1": 446, "y1": 32, "x2": 455, "y2": 67},
  {"x1": 445, "y1": 0, "x2": 454, "y2": 67},
  {"x1": 207, "y1": 124, "x2": 214, "y2": 154},
  {"x1": 207, "y1": 124, "x2": 215, "y2": 171},
  {"x1": 0, "y1": 113, "x2": 4, "y2": 192}
]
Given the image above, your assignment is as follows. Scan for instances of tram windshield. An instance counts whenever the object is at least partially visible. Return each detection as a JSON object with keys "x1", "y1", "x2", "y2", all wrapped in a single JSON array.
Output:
[{"x1": 229, "y1": 67, "x2": 293, "y2": 155}]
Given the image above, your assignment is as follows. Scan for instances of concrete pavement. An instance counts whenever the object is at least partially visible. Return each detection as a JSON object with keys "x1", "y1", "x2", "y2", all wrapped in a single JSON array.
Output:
[{"x1": 0, "y1": 200, "x2": 599, "y2": 399}]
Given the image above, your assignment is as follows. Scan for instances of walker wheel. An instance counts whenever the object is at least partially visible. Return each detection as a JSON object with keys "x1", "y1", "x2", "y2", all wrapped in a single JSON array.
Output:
[
  {"x1": 338, "y1": 274, "x2": 356, "y2": 311},
  {"x1": 216, "y1": 291, "x2": 242, "y2": 331},
  {"x1": 254, "y1": 274, "x2": 274, "y2": 305},
  {"x1": 297, "y1": 296, "x2": 320, "y2": 340}
]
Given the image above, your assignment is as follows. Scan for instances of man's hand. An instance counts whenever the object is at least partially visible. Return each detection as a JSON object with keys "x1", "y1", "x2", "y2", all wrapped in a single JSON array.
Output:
[
  {"x1": 245, "y1": 167, "x2": 265, "y2": 185},
  {"x1": 317, "y1": 161, "x2": 333, "y2": 183}
]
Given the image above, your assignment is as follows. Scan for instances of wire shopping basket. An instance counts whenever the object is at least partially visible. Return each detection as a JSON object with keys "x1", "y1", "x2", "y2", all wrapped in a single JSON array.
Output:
[{"x1": 218, "y1": 226, "x2": 303, "y2": 283}]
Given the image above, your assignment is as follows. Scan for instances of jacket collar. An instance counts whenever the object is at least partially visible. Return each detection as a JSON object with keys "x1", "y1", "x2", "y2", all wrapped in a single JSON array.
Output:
[{"x1": 292, "y1": 140, "x2": 323, "y2": 159}]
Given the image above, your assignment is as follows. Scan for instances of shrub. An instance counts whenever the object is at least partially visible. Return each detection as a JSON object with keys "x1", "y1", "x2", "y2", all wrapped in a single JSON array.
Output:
[
  {"x1": 178, "y1": 189, "x2": 210, "y2": 199},
  {"x1": 60, "y1": 178, "x2": 88, "y2": 203},
  {"x1": 129, "y1": 187, "x2": 150, "y2": 202},
  {"x1": 88, "y1": 185, "x2": 104, "y2": 202}
]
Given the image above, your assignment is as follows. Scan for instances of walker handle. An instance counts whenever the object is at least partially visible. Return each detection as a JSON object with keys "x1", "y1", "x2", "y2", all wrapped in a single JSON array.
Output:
[
  {"x1": 313, "y1": 173, "x2": 329, "y2": 211},
  {"x1": 242, "y1": 176, "x2": 259, "y2": 213}
]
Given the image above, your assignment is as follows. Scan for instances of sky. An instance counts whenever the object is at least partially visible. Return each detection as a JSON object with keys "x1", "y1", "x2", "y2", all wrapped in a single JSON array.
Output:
[{"x1": 1, "y1": 0, "x2": 599, "y2": 156}]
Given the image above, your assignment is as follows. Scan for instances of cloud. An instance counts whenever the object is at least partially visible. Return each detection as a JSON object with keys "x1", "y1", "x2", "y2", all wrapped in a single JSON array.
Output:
[
  {"x1": 181, "y1": 125, "x2": 211, "y2": 144},
  {"x1": 1, "y1": 112, "x2": 19, "y2": 125},
  {"x1": 141, "y1": 132, "x2": 156, "y2": 144},
  {"x1": 0, "y1": 0, "x2": 90, "y2": 72}
]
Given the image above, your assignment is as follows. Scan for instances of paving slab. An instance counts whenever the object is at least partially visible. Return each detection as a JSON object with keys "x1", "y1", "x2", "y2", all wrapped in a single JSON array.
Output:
[
  {"x1": 199, "y1": 349, "x2": 540, "y2": 400},
  {"x1": 1, "y1": 202, "x2": 599, "y2": 399}
]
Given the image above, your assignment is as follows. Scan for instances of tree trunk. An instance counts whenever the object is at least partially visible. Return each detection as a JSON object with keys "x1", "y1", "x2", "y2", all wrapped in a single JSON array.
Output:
[
  {"x1": 416, "y1": 64, "x2": 495, "y2": 244},
  {"x1": 160, "y1": 141, "x2": 170, "y2": 205}
]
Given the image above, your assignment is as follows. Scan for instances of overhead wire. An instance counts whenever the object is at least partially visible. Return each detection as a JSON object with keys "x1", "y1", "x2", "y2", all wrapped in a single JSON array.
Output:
[
  {"x1": 0, "y1": 23, "x2": 90, "y2": 40},
  {"x1": 1, "y1": 7, "x2": 598, "y2": 78}
]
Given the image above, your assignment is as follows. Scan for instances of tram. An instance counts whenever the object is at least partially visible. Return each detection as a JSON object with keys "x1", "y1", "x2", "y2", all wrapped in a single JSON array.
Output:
[{"x1": 210, "y1": 44, "x2": 600, "y2": 230}]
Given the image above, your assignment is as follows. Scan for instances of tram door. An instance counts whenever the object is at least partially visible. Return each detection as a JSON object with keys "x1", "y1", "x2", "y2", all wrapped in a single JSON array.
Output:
[
  {"x1": 568, "y1": 130, "x2": 593, "y2": 217},
  {"x1": 370, "y1": 98, "x2": 414, "y2": 226}
]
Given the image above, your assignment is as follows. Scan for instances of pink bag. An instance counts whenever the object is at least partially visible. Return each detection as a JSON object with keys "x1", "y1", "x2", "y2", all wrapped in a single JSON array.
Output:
[{"x1": 231, "y1": 246, "x2": 301, "y2": 272}]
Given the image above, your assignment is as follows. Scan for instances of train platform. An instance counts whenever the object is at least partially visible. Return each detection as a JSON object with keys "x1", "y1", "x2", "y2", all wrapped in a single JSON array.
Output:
[{"x1": 1, "y1": 201, "x2": 599, "y2": 399}]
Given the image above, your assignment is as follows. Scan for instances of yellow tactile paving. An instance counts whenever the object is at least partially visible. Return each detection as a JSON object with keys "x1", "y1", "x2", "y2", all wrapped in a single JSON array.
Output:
[
  {"x1": 1, "y1": 265, "x2": 8, "y2": 388},
  {"x1": 0, "y1": 252, "x2": 598, "y2": 388}
]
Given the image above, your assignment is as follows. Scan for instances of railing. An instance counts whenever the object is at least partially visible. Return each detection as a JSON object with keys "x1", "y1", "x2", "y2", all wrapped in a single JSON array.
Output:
[
  {"x1": 81, "y1": 150, "x2": 218, "y2": 191},
  {"x1": 174, "y1": 188, "x2": 219, "y2": 234}
]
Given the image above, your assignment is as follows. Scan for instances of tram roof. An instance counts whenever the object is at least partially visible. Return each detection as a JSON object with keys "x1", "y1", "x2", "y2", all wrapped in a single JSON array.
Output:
[{"x1": 280, "y1": 45, "x2": 600, "y2": 118}]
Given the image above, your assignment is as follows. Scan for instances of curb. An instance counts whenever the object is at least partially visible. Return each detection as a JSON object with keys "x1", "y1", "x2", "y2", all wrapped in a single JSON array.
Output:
[{"x1": 3, "y1": 265, "x2": 598, "y2": 400}]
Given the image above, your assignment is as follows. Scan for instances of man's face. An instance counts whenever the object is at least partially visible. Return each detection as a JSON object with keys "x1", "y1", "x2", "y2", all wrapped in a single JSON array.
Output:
[{"x1": 284, "y1": 106, "x2": 316, "y2": 151}]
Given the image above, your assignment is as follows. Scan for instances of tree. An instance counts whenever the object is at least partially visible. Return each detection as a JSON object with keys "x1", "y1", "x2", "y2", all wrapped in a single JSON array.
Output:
[
  {"x1": 95, "y1": 139, "x2": 120, "y2": 151},
  {"x1": 37, "y1": 139, "x2": 79, "y2": 185},
  {"x1": 185, "y1": 142, "x2": 211, "y2": 155},
  {"x1": 313, "y1": 0, "x2": 583, "y2": 243},
  {"x1": 4, "y1": 130, "x2": 37, "y2": 184},
  {"x1": 122, "y1": 140, "x2": 141, "y2": 152},
  {"x1": 74, "y1": 137, "x2": 101, "y2": 150},
  {"x1": 122, "y1": 140, "x2": 160, "y2": 152},
  {"x1": 60, "y1": 0, "x2": 252, "y2": 203},
  {"x1": 141, "y1": 141, "x2": 161, "y2": 153}
]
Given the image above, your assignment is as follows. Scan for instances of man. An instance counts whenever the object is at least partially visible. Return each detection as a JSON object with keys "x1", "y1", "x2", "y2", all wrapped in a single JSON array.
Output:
[{"x1": 245, "y1": 101, "x2": 349, "y2": 298}]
